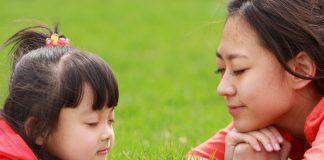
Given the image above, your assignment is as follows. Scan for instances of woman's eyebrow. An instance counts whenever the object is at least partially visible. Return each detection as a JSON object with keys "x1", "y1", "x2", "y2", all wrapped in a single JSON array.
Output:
[{"x1": 216, "y1": 51, "x2": 248, "y2": 61}]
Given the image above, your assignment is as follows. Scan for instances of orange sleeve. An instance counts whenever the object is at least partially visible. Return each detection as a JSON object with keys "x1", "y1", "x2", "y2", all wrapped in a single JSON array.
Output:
[
  {"x1": 188, "y1": 123, "x2": 233, "y2": 160},
  {"x1": 303, "y1": 121, "x2": 324, "y2": 160}
]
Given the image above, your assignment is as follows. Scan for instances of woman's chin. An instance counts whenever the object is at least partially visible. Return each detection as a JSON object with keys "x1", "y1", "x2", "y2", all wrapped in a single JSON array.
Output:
[{"x1": 233, "y1": 120, "x2": 261, "y2": 132}]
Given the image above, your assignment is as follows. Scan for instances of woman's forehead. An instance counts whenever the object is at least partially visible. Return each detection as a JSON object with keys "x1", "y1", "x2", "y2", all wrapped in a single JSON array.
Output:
[{"x1": 218, "y1": 16, "x2": 270, "y2": 60}]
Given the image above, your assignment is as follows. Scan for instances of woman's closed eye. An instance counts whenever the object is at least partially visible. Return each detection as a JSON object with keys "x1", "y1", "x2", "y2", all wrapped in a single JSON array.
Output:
[
  {"x1": 231, "y1": 69, "x2": 246, "y2": 76},
  {"x1": 215, "y1": 68, "x2": 247, "y2": 76}
]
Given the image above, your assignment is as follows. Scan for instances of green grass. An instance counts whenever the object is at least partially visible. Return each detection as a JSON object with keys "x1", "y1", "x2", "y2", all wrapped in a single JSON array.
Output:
[{"x1": 0, "y1": 0, "x2": 231, "y2": 159}]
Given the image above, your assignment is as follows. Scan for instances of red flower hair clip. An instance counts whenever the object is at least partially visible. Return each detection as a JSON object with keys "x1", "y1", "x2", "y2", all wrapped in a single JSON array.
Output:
[{"x1": 45, "y1": 33, "x2": 70, "y2": 47}]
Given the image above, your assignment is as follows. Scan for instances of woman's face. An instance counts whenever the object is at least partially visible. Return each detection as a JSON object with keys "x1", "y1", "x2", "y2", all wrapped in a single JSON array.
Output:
[{"x1": 216, "y1": 15, "x2": 296, "y2": 132}]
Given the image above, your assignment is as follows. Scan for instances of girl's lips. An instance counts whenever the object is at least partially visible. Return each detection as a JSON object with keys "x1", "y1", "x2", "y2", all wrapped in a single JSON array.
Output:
[{"x1": 228, "y1": 105, "x2": 244, "y2": 116}]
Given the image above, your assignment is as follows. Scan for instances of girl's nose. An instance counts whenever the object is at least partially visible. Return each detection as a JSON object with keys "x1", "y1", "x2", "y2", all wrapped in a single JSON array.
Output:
[
  {"x1": 101, "y1": 124, "x2": 114, "y2": 142},
  {"x1": 217, "y1": 74, "x2": 236, "y2": 96}
]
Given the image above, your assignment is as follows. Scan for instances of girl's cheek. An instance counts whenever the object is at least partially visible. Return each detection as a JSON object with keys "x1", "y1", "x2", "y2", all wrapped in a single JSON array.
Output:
[{"x1": 75, "y1": 129, "x2": 97, "y2": 147}]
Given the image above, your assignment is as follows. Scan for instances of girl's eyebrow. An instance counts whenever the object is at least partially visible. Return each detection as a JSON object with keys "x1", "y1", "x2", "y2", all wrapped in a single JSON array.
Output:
[
  {"x1": 216, "y1": 51, "x2": 248, "y2": 61},
  {"x1": 82, "y1": 109, "x2": 96, "y2": 115},
  {"x1": 216, "y1": 51, "x2": 223, "y2": 59},
  {"x1": 80, "y1": 104, "x2": 97, "y2": 115}
]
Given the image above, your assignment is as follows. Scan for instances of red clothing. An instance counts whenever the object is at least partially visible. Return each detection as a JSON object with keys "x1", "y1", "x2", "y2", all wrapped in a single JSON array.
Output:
[
  {"x1": 189, "y1": 124, "x2": 233, "y2": 159},
  {"x1": 0, "y1": 117, "x2": 37, "y2": 160},
  {"x1": 303, "y1": 97, "x2": 324, "y2": 159},
  {"x1": 189, "y1": 97, "x2": 324, "y2": 160}
]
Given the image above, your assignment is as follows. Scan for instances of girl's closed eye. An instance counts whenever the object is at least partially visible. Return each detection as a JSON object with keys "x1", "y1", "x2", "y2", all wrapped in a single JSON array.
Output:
[
  {"x1": 108, "y1": 119, "x2": 115, "y2": 125},
  {"x1": 215, "y1": 68, "x2": 225, "y2": 75},
  {"x1": 85, "y1": 122, "x2": 99, "y2": 127}
]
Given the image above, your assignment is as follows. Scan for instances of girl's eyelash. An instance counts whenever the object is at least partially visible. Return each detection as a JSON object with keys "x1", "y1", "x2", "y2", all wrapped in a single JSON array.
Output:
[
  {"x1": 215, "y1": 68, "x2": 225, "y2": 74},
  {"x1": 108, "y1": 119, "x2": 115, "y2": 125},
  {"x1": 86, "y1": 122, "x2": 98, "y2": 126}
]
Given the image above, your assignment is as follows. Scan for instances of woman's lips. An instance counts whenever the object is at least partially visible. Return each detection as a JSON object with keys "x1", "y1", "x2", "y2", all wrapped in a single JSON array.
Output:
[
  {"x1": 228, "y1": 105, "x2": 244, "y2": 116},
  {"x1": 97, "y1": 148, "x2": 109, "y2": 156}
]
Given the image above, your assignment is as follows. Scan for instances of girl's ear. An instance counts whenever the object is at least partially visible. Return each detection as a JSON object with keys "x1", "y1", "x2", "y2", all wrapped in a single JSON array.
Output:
[
  {"x1": 287, "y1": 51, "x2": 316, "y2": 89},
  {"x1": 24, "y1": 117, "x2": 45, "y2": 146}
]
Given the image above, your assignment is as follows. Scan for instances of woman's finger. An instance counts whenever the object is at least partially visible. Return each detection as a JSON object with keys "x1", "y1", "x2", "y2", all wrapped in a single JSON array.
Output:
[
  {"x1": 226, "y1": 130, "x2": 261, "y2": 151},
  {"x1": 280, "y1": 140, "x2": 291, "y2": 160},
  {"x1": 225, "y1": 131, "x2": 262, "y2": 160},
  {"x1": 248, "y1": 131, "x2": 274, "y2": 152},
  {"x1": 268, "y1": 126, "x2": 284, "y2": 143},
  {"x1": 259, "y1": 128, "x2": 281, "y2": 151}
]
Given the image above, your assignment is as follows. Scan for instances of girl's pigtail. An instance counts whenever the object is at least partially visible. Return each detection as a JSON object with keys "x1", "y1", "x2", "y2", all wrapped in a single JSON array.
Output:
[{"x1": 2, "y1": 25, "x2": 59, "y2": 70}]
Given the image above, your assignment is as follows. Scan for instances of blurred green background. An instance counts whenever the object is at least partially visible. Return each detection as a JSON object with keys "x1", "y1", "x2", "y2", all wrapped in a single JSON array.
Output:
[{"x1": 0, "y1": 0, "x2": 231, "y2": 159}]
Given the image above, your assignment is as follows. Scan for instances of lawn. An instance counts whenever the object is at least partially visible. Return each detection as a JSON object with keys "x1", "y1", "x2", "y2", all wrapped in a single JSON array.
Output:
[{"x1": 0, "y1": 0, "x2": 231, "y2": 159}]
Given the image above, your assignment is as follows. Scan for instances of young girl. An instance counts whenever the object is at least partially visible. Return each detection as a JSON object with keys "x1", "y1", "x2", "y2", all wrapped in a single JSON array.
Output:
[
  {"x1": 189, "y1": 0, "x2": 324, "y2": 159},
  {"x1": 0, "y1": 25, "x2": 119, "y2": 160}
]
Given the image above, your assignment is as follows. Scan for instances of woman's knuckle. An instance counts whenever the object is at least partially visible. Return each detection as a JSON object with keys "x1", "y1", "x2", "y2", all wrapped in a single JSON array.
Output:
[{"x1": 234, "y1": 143, "x2": 254, "y2": 155}]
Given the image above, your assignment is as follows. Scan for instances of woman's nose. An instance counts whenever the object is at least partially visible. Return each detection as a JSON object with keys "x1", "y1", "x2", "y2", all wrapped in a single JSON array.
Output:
[{"x1": 217, "y1": 73, "x2": 236, "y2": 96}]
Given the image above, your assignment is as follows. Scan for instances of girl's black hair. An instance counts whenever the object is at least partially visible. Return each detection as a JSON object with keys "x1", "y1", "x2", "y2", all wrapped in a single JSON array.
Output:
[
  {"x1": 227, "y1": 0, "x2": 324, "y2": 93},
  {"x1": 1, "y1": 25, "x2": 119, "y2": 159}
]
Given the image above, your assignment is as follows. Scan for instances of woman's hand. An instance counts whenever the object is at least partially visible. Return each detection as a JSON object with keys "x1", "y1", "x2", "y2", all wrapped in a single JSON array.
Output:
[
  {"x1": 225, "y1": 126, "x2": 291, "y2": 160},
  {"x1": 231, "y1": 140, "x2": 291, "y2": 160}
]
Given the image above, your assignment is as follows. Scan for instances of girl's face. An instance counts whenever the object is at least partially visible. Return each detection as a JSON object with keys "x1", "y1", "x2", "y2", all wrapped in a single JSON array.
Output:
[
  {"x1": 45, "y1": 84, "x2": 115, "y2": 160},
  {"x1": 216, "y1": 15, "x2": 296, "y2": 132}
]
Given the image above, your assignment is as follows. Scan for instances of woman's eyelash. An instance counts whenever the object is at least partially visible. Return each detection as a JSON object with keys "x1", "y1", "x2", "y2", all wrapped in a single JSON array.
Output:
[
  {"x1": 214, "y1": 68, "x2": 246, "y2": 75},
  {"x1": 231, "y1": 69, "x2": 245, "y2": 76}
]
